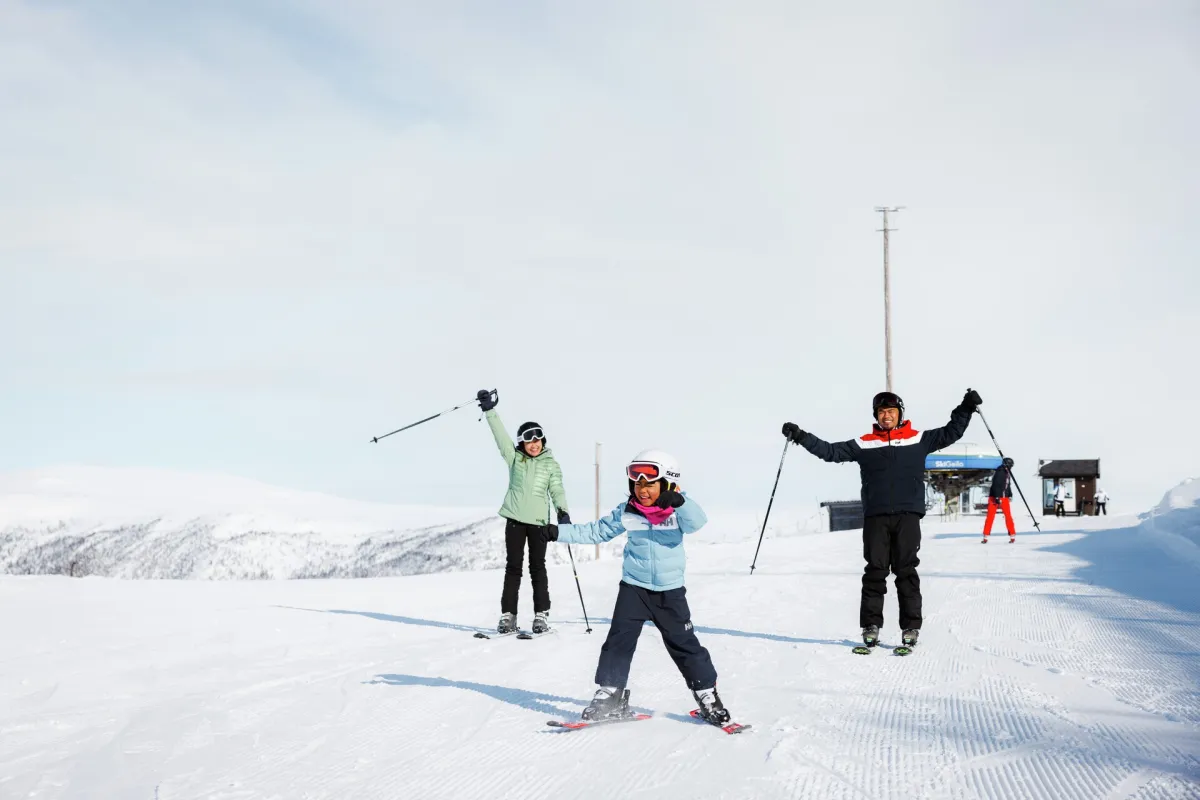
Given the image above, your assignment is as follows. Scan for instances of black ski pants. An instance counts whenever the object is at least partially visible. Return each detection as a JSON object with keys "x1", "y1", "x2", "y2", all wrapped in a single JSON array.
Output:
[
  {"x1": 1096, "y1": 502, "x2": 1107, "y2": 516},
  {"x1": 1055, "y1": 501, "x2": 1066, "y2": 517},
  {"x1": 861, "y1": 513, "x2": 923, "y2": 631},
  {"x1": 596, "y1": 581, "x2": 717, "y2": 691},
  {"x1": 501, "y1": 518, "x2": 549, "y2": 615}
]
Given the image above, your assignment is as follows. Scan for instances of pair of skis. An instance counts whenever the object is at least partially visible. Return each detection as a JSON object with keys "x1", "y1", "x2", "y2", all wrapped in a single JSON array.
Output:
[
  {"x1": 547, "y1": 710, "x2": 749, "y2": 735},
  {"x1": 473, "y1": 628, "x2": 555, "y2": 641},
  {"x1": 853, "y1": 636, "x2": 917, "y2": 657}
]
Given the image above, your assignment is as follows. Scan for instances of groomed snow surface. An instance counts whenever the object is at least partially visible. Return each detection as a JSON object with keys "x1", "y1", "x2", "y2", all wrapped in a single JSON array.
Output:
[{"x1": 4, "y1": 481, "x2": 1200, "y2": 799}]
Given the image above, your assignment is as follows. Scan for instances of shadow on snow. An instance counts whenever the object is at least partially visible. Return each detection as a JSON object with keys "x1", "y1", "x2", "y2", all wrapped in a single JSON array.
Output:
[
  {"x1": 278, "y1": 606, "x2": 852, "y2": 647},
  {"x1": 366, "y1": 673, "x2": 694, "y2": 725}
]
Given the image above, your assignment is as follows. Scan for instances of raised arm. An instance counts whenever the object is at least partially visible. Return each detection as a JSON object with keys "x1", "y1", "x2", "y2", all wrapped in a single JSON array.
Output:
[
  {"x1": 485, "y1": 410, "x2": 517, "y2": 467},
  {"x1": 922, "y1": 390, "x2": 980, "y2": 453},
  {"x1": 556, "y1": 505, "x2": 627, "y2": 545},
  {"x1": 798, "y1": 431, "x2": 861, "y2": 463}
]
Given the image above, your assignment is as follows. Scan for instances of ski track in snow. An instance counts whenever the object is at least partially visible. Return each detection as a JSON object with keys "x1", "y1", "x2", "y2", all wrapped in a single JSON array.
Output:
[{"x1": 3, "y1": 513, "x2": 1200, "y2": 799}]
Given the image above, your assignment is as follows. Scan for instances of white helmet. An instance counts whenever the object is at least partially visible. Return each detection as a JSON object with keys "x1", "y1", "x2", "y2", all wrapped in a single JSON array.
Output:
[{"x1": 627, "y1": 449, "x2": 682, "y2": 489}]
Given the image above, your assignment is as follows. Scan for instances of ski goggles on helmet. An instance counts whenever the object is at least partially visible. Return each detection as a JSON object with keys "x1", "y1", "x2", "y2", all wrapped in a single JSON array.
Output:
[
  {"x1": 872, "y1": 391, "x2": 905, "y2": 412},
  {"x1": 518, "y1": 427, "x2": 544, "y2": 443},
  {"x1": 626, "y1": 462, "x2": 666, "y2": 482}
]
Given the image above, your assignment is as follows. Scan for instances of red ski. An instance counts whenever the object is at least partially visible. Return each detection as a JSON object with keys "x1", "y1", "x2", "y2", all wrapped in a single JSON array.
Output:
[
  {"x1": 689, "y1": 709, "x2": 751, "y2": 734},
  {"x1": 546, "y1": 713, "x2": 652, "y2": 731}
]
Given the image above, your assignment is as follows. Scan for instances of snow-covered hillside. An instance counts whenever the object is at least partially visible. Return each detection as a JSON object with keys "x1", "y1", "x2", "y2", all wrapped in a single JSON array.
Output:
[
  {"x1": 0, "y1": 467, "x2": 825, "y2": 579},
  {"x1": 3, "y1": 486, "x2": 1199, "y2": 799},
  {"x1": 1140, "y1": 477, "x2": 1200, "y2": 557}
]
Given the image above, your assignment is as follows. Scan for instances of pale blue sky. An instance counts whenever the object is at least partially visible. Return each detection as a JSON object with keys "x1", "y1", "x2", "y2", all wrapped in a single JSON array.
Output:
[{"x1": 1, "y1": 1, "x2": 1197, "y2": 513}]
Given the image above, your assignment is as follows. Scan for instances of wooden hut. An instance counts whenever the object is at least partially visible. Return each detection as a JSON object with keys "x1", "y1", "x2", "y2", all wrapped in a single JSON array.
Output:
[{"x1": 1037, "y1": 459, "x2": 1101, "y2": 516}]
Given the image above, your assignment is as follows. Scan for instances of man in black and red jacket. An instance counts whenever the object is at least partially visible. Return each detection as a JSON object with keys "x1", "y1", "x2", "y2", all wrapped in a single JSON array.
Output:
[{"x1": 781, "y1": 388, "x2": 981, "y2": 650}]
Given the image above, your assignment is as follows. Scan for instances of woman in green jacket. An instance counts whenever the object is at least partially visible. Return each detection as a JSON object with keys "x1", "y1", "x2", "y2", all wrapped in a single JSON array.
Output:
[{"x1": 476, "y1": 390, "x2": 569, "y2": 635}]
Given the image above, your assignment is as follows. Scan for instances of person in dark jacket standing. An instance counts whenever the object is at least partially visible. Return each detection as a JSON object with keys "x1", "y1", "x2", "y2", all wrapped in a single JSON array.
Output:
[
  {"x1": 982, "y1": 457, "x2": 1016, "y2": 544},
  {"x1": 781, "y1": 389, "x2": 980, "y2": 651}
]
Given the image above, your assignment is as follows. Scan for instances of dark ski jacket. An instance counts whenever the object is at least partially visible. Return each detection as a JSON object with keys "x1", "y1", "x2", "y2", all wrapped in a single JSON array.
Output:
[
  {"x1": 988, "y1": 467, "x2": 1013, "y2": 500},
  {"x1": 798, "y1": 403, "x2": 974, "y2": 518}
]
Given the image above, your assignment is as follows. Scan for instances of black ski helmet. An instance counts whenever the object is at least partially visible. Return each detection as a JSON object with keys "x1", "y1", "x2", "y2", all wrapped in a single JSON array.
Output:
[
  {"x1": 516, "y1": 421, "x2": 547, "y2": 451},
  {"x1": 872, "y1": 391, "x2": 905, "y2": 422},
  {"x1": 1003, "y1": 457, "x2": 1014, "y2": 468}
]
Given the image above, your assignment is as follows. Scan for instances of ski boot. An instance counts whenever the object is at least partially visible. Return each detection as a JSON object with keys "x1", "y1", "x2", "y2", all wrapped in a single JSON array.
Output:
[
  {"x1": 497, "y1": 612, "x2": 517, "y2": 635},
  {"x1": 692, "y1": 686, "x2": 731, "y2": 726},
  {"x1": 853, "y1": 625, "x2": 880, "y2": 655},
  {"x1": 582, "y1": 686, "x2": 630, "y2": 721},
  {"x1": 532, "y1": 611, "x2": 550, "y2": 635},
  {"x1": 980, "y1": 536, "x2": 988, "y2": 544},
  {"x1": 1009, "y1": 536, "x2": 1016, "y2": 544},
  {"x1": 895, "y1": 628, "x2": 919, "y2": 656}
]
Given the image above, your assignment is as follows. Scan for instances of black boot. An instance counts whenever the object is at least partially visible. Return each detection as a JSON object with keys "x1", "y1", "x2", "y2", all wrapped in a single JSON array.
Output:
[
  {"x1": 862, "y1": 625, "x2": 880, "y2": 647},
  {"x1": 901, "y1": 629, "x2": 919, "y2": 648},
  {"x1": 582, "y1": 686, "x2": 630, "y2": 721},
  {"x1": 692, "y1": 686, "x2": 731, "y2": 725}
]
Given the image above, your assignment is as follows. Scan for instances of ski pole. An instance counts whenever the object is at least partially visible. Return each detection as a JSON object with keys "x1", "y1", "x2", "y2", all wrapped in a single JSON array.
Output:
[
  {"x1": 369, "y1": 390, "x2": 497, "y2": 443},
  {"x1": 750, "y1": 440, "x2": 790, "y2": 574},
  {"x1": 974, "y1": 409, "x2": 1041, "y2": 532},
  {"x1": 565, "y1": 544, "x2": 592, "y2": 633}
]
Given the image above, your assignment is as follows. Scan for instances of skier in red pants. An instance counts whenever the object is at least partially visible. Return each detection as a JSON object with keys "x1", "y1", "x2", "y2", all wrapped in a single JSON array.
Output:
[{"x1": 982, "y1": 457, "x2": 1016, "y2": 543}]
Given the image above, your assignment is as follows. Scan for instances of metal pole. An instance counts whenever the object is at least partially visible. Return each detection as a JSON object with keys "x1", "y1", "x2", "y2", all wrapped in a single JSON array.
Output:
[
  {"x1": 883, "y1": 214, "x2": 892, "y2": 392},
  {"x1": 875, "y1": 207, "x2": 903, "y2": 392},
  {"x1": 369, "y1": 391, "x2": 494, "y2": 443},
  {"x1": 565, "y1": 544, "x2": 593, "y2": 633},
  {"x1": 750, "y1": 441, "x2": 790, "y2": 574},
  {"x1": 594, "y1": 442, "x2": 602, "y2": 560}
]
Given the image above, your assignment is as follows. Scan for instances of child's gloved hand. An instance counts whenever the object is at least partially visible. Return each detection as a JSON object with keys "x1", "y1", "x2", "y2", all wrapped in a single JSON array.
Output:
[
  {"x1": 656, "y1": 490, "x2": 686, "y2": 509},
  {"x1": 543, "y1": 524, "x2": 559, "y2": 542}
]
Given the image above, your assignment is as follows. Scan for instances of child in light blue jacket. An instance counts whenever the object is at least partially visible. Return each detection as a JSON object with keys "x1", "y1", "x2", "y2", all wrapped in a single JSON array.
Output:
[{"x1": 546, "y1": 449, "x2": 733, "y2": 725}]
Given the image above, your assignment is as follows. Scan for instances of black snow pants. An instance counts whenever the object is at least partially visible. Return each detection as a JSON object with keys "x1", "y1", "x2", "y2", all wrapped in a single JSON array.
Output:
[
  {"x1": 596, "y1": 582, "x2": 717, "y2": 691},
  {"x1": 861, "y1": 513, "x2": 923, "y2": 631},
  {"x1": 501, "y1": 518, "x2": 549, "y2": 615}
]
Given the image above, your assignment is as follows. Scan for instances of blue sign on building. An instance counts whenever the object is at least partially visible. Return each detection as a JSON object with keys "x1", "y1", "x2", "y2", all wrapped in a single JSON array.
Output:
[{"x1": 925, "y1": 455, "x2": 1003, "y2": 470}]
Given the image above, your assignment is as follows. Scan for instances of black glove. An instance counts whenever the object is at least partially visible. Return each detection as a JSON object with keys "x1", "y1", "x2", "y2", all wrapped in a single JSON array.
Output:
[
  {"x1": 962, "y1": 388, "x2": 982, "y2": 410},
  {"x1": 477, "y1": 389, "x2": 497, "y2": 412},
  {"x1": 557, "y1": 509, "x2": 571, "y2": 525},
  {"x1": 781, "y1": 422, "x2": 805, "y2": 445},
  {"x1": 543, "y1": 524, "x2": 559, "y2": 542},
  {"x1": 656, "y1": 489, "x2": 686, "y2": 509}
]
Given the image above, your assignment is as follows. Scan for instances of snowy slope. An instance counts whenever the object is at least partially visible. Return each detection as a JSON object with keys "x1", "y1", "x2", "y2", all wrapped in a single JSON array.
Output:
[
  {"x1": 3, "y1": 502, "x2": 1199, "y2": 798},
  {"x1": 1140, "y1": 478, "x2": 1200, "y2": 558},
  {"x1": 0, "y1": 467, "x2": 824, "y2": 579}
]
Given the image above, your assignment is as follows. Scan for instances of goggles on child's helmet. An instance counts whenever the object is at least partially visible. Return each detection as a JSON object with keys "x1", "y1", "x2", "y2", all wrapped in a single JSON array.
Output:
[{"x1": 626, "y1": 449, "x2": 682, "y2": 488}]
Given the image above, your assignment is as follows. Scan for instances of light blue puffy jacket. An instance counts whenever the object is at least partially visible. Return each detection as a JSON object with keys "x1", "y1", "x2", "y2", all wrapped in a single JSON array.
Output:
[{"x1": 556, "y1": 495, "x2": 708, "y2": 591}]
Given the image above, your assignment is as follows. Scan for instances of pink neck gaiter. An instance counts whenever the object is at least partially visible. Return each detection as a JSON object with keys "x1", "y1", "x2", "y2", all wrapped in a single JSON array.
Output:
[{"x1": 632, "y1": 500, "x2": 675, "y2": 525}]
